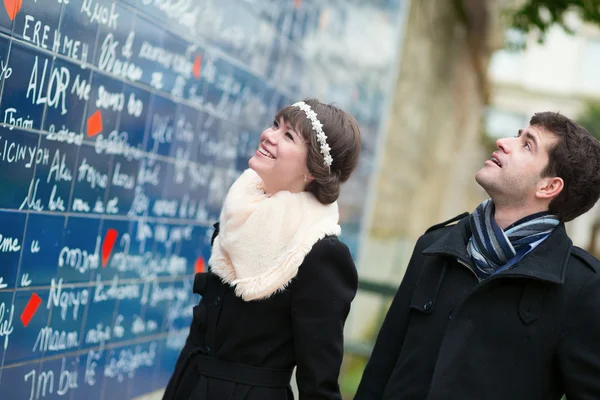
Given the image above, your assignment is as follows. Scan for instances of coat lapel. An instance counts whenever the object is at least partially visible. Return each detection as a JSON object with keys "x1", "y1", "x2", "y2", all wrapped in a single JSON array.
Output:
[{"x1": 422, "y1": 216, "x2": 571, "y2": 285}]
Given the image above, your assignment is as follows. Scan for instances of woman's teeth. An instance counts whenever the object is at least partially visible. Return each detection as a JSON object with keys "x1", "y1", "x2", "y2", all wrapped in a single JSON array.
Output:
[{"x1": 259, "y1": 148, "x2": 274, "y2": 158}]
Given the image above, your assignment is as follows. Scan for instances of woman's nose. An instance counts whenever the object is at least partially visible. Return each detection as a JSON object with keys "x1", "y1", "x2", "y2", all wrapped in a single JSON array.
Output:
[{"x1": 263, "y1": 127, "x2": 280, "y2": 144}]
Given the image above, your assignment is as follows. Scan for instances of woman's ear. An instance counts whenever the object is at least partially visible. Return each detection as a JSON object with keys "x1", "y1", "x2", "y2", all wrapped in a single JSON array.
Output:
[{"x1": 304, "y1": 173, "x2": 315, "y2": 185}]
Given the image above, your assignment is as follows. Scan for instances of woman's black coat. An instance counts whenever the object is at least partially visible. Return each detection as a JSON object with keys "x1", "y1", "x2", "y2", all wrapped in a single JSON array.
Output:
[{"x1": 163, "y1": 224, "x2": 358, "y2": 400}]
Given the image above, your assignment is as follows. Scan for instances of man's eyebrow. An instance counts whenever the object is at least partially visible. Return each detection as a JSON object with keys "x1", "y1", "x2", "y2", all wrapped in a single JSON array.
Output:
[{"x1": 523, "y1": 130, "x2": 539, "y2": 149}]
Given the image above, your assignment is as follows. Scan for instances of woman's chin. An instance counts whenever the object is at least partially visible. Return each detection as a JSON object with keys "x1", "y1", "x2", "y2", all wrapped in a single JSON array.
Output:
[{"x1": 248, "y1": 155, "x2": 260, "y2": 171}]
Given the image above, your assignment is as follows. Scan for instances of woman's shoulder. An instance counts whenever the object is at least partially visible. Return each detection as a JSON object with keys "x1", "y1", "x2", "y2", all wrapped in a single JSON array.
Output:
[
  {"x1": 305, "y1": 235, "x2": 353, "y2": 262},
  {"x1": 296, "y1": 235, "x2": 358, "y2": 287}
]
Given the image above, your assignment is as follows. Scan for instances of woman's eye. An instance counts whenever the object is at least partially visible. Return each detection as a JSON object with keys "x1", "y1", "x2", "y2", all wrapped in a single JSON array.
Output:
[
  {"x1": 285, "y1": 132, "x2": 294, "y2": 141},
  {"x1": 525, "y1": 143, "x2": 531, "y2": 150},
  {"x1": 272, "y1": 120, "x2": 279, "y2": 129}
]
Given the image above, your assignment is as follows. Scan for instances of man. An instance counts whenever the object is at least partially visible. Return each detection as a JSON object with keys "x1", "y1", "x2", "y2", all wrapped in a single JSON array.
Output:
[{"x1": 355, "y1": 112, "x2": 600, "y2": 400}]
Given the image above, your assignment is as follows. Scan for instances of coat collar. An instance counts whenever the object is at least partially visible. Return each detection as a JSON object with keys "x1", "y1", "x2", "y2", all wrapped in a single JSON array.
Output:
[{"x1": 422, "y1": 215, "x2": 572, "y2": 284}]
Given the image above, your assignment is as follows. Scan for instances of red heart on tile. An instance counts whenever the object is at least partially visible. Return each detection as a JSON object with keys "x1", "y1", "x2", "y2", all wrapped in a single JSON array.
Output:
[{"x1": 3, "y1": 0, "x2": 22, "y2": 21}]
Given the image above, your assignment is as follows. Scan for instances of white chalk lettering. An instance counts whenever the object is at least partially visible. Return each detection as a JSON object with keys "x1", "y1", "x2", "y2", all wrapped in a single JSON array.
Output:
[
  {"x1": 21, "y1": 273, "x2": 33, "y2": 286},
  {"x1": 0, "y1": 302, "x2": 14, "y2": 350},
  {"x1": 58, "y1": 236, "x2": 100, "y2": 274},
  {"x1": 126, "y1": 92, "x2": 143, "y2": 117},
  {"x1": 25, "y1": 368, "x2": 54, "y2": 400},
  {"x1": 77, "y1": 158, "x2": 108, "y2": 189},
  {"x1": 26, "y1": 57, "x2": 70, "y2": 115},
  {"x1": 93, "y1": 276, "x2": 141, "y2": 303},
  {"x1": 71, "y1": 74, "x2": 91, "y2": 101},
  {"x1": 48, "y1": 185, "x2": 66, "y2": 211},
  {"x1": 19, "y1": 178, "x2": 44, "y2": 211},
  {"x1": 84, "y1": 350, "x2": 102, "y2": 386},
  {"x1": 111, "y1": 162, "x2": 135, "y2": 189},
  {"x1": 48, "y1": 278, "x2": 89, "y2": 321},
  {"x1": 47, "y1": 124, "x2": 84, "y2": 146},
  {"x1": 47, "y1": 149, "x2": 73, "y2": 184},
  {"x1": 94, "y1": 130, "x2": 143, "y2": 160},
  {"x1": 32, "y1": 326, "x2": 79, "y2": 352},
  {"x1": 0, "y1": 234, "x2": 21, "y2": 252},
  {"x1": 3, "y1": 108, "x2": 34, "y2": 131},
  {"x1": 98, "y1": 34, "x2": 143, "y2": 81},
  {"x1": 137, "y1": 160, "x2": 160, "y2": 186},
  {"x1": 81, "y1": 0, "x2": 119, "y2": 30},
  {"x1": 96, "y1": 85, "x2": 124, "y2": 111},
  {"x1": 104, "y1": 342, "x2": 157, "y2": 382}
]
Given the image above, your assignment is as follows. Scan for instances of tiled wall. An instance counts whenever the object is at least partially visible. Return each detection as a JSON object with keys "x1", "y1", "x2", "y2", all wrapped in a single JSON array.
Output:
[{"x1": 0, "y1": 0, "x2": 405, "y2": 398}]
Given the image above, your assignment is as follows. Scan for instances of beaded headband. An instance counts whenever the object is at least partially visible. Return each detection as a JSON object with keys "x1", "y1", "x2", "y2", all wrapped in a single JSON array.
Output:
[{"x1": 292, "y1": 101, "x2": 333, "y2": 170}]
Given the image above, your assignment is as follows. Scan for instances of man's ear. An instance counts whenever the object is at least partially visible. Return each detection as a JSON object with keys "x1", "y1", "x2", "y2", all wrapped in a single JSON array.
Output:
[{"x1": 536, "y1": 176, "x2": 564, "y2": 200}]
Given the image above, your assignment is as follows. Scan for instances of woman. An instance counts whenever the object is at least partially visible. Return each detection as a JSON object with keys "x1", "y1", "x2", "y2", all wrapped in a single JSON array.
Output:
[{"x1": 163, "y1": 99, "x2": 362, "y2": 399}]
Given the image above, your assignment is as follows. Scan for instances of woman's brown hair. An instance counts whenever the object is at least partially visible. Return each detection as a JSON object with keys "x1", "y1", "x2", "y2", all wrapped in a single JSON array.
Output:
[{"x1": 275, "y1": 98, "x2": 362, "y2": 204}]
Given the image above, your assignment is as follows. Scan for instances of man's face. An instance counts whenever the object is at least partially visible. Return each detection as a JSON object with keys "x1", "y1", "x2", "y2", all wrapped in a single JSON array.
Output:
[{"x1": 476, "y1": 125, "x2": 557, "y2": 205}]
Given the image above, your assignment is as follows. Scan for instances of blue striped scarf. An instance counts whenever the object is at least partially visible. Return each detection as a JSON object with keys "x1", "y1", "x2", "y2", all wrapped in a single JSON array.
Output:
[{"x1": 467, "y1": 199, "x2": 560, "y2": 279}]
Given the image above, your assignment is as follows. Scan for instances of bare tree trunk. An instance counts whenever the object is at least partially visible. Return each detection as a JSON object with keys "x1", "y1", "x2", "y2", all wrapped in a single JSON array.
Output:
[{"x1": 370, "y1": 0, "x2": 500, "y2": 240}]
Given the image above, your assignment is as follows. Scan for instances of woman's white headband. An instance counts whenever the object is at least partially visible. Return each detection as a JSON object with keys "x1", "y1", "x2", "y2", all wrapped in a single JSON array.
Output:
[{"x1": 292, "y1": 101, "x2": 333, "y2": 170}]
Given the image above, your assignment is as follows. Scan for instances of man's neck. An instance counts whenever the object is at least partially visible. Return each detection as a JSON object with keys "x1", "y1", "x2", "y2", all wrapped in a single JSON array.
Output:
[{"x1": 493, "y1": 203, "x2": 549, "y2": 230}]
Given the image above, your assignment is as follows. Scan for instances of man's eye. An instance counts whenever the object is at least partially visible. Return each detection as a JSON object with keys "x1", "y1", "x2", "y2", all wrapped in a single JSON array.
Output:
[
  {"x1": 272, "y1": 120, "x2": 279, "y2": 129},
  {"x1": 525, "y1": 143, "x2": 531, "y2": 150}
]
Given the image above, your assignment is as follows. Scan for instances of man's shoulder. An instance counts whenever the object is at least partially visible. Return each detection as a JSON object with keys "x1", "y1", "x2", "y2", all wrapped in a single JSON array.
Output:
[
  {"x1": 421, "y1": 212, "x2": 470, "y2": 239},
  {"x1": 570, "y1": 246, "x2": 600, "y2": 274},
  {"x1": 413, "y1": 212, "x2": 470, "y2": 250}
]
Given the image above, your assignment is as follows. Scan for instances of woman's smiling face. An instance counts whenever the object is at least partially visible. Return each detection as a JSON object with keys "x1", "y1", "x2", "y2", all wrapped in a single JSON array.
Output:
[{"x1": 248, "y1": 117, "x2": 310, "y2": 195}]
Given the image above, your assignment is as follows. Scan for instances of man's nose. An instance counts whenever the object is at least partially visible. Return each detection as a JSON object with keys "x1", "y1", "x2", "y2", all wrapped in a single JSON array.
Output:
[{"x1": 496, "y1": 137, "x2": 512, "y2": 153}]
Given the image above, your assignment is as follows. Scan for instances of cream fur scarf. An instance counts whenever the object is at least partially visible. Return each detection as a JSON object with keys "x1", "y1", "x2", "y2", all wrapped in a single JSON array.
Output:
[{"x1": 209, "y1": 169, "x2": 341, "y2": 301}]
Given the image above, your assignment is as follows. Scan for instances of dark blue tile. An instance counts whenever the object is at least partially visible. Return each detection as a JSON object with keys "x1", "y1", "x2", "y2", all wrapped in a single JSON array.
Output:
[
  {"x1": 19, "y1": 214, "x2": 65, "y2": 287},
  {"x1": 93, "y1": 219, "x2": 132, "y2": 281},
  {"x1": 169, "y1": 103, "x2": 200, "y2": 161},
  {"x1": 0, "y1": 128, "x2": 45, "y2": 210},
  {"x1": 93, "y1": 1, "x2": 141, "y2": 84},
  {"x1": 128, "y1": 340, "x2": 161, "y2": 397},
  {"x1": 86, "y1": 71, "x2": 124, "y2": 138},
  {"x1": 112, "y1": 296, "x2": 143, "y2": 343},
  {"x1": 80, "y1": 294, "x2": 117, "y2": 351},
  {"x1": 42, "y1": 58, "x2": 90, "y2": 135},
  {"x1": 145, "y1": 94, "x2": 175, "y2": 157},
  {"x1": 71, "y1": 145, "x2": 111, "y2": 215},
  {"x1": 37, "y1": 354, "x2": 81, "y2": 399},
  {"x1": 41, "y1": 280, "x2": 89, "y2": 359},
  {"x1": 102, "y1": 341, "x2": 157, "y2": 397},
  {"x1": 106, "y1": 155, "x2": 139, "y2": 217},
  {"x1": 13, "y1": 0, "x2": 63, "y2": 45},
  {"x1": 0, "y1": 292, "x2": 15, "y2": 361},
  {"x1": 57, "y1": 0, "x2": 98, "y2": 64},
  {"x1": 172, "y1": 225, "x2": 206, "y2": 276},
  {"x1": 129, "y1": 13, "x2": 164, "y2": 90},
  {"x1": 119, "y1": 83, "x2": 150, "y2": 148},
  {"x1": 1, "y1": 41, "x2": 50, "y2": 131},
  {"x1": 203, "y1": 55, "x2": 234, "y2": 115},
  {"x1": 158, "y1": 31, "x2": 193, "y2": 95},
  {"x1": 56, "y1": 216, "x2": 102, "y2": 283},
  {"x1": 4, "y1": 289, "x2": 51, "y2": 364},
  {"x1": 31, "y1": 137, "x2": 78, "y2": 214},
  {"x1": 0, "y1": 362, "x2": 43, "y2": 399},
  {"x1": 0, "y1": 2, "x2": 14, "y2": 34},
  {"x1": 76, "y1": 347, "x2": 106, "y2": 400},
  {"x1": 156, "y1": 336, "x2": 182, "y2": 389},
  {"x1": 0, "y1": 211, "x2": 27, "y2": 289}
]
